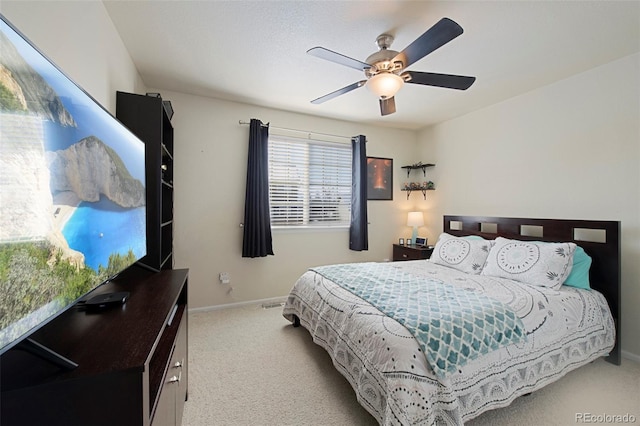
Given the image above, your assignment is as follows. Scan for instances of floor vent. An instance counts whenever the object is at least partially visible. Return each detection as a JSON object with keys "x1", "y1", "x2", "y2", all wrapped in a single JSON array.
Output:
[{"x1": 262, "y1": 302, "x2": 285, "y2": 309}]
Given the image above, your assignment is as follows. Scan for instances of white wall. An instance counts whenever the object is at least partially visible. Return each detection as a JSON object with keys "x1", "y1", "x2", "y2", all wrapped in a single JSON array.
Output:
[
  {"x1": 416, "y1": 53, "x2": 640, "y2": 359},
  {"x1": 1, "y1": 1, "x2": 146, "y2": 111},
  {"x1": 157, "y1": 91, "x2": 419, "y2": 308}
]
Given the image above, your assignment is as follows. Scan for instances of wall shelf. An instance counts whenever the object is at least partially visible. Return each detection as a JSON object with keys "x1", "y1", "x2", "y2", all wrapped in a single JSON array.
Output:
[
  {"x1": 401, "y1": 162, "x2": 436, "y2": 199},
  {"x1": 401, "y1": 163, "x2": 435, "y2": 178},
  {"x1": 401, "y1": 187, "x2": 435, "y2": 200}
]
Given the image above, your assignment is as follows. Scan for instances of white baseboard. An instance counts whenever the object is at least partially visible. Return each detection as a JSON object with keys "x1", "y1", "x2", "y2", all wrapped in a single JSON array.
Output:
[
  {"x1": 188, "y1": 296, "x2": 288, "y2": 314},
  {"x1": 622, "y1": 350, "x2": 640, "y2": 363}
]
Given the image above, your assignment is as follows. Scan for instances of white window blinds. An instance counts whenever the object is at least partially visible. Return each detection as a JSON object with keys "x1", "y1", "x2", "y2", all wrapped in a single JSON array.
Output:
[{"x1": 268, "y1": 135, "x2": 351, "y2": 227}]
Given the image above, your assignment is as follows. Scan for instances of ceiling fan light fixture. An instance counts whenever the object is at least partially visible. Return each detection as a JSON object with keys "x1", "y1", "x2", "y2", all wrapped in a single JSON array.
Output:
[
  {"x1": 366, "y1": 72, "x2": 403, "y2": 99},
  {"x1": 308, "y1": 18, "x2": 474, "y2": 116}
]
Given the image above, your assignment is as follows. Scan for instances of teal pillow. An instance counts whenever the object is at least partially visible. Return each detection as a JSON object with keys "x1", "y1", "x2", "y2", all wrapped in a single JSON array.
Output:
[{"x1": 563, "y1": 246, "x2": 592, "y2": 290}]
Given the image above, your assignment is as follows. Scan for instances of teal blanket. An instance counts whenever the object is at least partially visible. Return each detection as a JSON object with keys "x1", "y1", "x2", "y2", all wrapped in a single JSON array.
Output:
[{"x1": 310, "y1": 263, "x2": 526, "y2": 379}]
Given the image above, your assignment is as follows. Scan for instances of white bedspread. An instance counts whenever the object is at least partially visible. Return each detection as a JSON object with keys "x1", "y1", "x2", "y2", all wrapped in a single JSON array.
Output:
[{"x1": 282, "y1": 260, "x2": 615, "y2": 425}]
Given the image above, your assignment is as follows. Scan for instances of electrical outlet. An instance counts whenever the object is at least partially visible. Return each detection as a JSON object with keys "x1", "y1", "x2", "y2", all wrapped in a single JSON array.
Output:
[{"x1": 219, "y1": 272, "x2": 230, "y2": 284}]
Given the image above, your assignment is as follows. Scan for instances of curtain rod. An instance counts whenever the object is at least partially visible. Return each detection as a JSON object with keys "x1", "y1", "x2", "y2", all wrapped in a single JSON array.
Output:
[{"x1": 238, "y1": 120, "x2": 352, "y2": 141}]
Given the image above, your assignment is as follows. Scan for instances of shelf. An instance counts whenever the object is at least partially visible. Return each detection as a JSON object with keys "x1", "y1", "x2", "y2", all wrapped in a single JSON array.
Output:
[
  {"x1": 117, "y1": 91, "x2": 174, "y2": 273},
  {"x1": 401, "y1": 162, "x2": 435, "y2": 198},
  {"x1": 401, "y1": 163, "x2": 435, "y2": 177},
  {"x1": 401, "y1": 187, "x2": 435, "y2": 200},
  {"x1": 162, "y1": 143, "x2": 173, "y2": 161}
]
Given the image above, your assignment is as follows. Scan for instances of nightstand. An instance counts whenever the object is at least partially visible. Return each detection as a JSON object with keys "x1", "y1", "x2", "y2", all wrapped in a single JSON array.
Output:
[{"x1": 393, "y1": 244, "x2": 434, "y2": 261}]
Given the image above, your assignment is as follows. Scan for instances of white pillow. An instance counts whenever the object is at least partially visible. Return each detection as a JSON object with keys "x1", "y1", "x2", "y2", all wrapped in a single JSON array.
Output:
[
  {"x1": 430, "y1": 233, "x2": 494, "y2": 275},
  {"x1": 481, "y1": 237, "x2": 575, "y2": 289}
]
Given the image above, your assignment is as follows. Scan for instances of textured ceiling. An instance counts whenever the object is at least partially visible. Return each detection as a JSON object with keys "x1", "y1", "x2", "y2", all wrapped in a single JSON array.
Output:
[{"x1": 103, "y1": 1, "x2": 639, "y2": 130}]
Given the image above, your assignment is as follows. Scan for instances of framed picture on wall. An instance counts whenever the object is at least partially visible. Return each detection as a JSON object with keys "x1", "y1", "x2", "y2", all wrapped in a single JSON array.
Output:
[{"x1": 367, "y1": 157, "x2": 393, "y2": 200}]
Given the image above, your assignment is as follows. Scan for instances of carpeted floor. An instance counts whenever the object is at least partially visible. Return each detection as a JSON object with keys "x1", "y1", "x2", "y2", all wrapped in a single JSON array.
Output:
[{"x1": 182, "y1": 304, "x2": 639, "y2": 426}]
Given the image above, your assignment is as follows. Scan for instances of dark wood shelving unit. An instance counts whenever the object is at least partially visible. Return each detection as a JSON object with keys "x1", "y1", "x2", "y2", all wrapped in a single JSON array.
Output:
[
  {"x1": 1, "y1": 269, "x2": 189, "y2": 426},
  {"x1": 116, "y1": 91, "x2": 174, "y2": 271}
]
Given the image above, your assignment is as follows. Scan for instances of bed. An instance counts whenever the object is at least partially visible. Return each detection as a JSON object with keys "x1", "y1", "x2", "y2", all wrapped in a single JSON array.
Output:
[{"x1": 282, "y1": 216, "x2": 620, "y2": 425}]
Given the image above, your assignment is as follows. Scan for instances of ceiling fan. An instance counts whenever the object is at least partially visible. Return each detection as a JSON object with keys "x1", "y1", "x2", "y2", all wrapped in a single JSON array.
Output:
[{"x1": 308, "y1": 17, "x2": 476, "y2": 116}]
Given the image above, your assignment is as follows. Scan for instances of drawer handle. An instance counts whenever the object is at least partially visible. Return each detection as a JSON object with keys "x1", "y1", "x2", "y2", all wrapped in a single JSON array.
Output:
[
  {"x1": 173, "y1": 360, "x2": 182, "y2": 368},
  {"x1": 167, "y1": 372, "x2": 182, "y2": 384},
  {"x1": 402, "y1": 254, "x2": 408, "y2": 258}
]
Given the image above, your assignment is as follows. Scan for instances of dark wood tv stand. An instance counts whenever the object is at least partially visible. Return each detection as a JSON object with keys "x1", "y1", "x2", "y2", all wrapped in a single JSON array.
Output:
[{"x1": 0, "y1": 268, "x2": 189, "y2": 426}]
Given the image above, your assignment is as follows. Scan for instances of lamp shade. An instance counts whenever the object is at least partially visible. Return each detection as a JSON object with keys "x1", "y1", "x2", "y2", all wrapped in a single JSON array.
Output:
[
  {"x1": 407, "y1": 211, "x2": 424, "y2": 227},
  {"x1": 366, "y1": 72, "x2": 403, "y2": 99}
]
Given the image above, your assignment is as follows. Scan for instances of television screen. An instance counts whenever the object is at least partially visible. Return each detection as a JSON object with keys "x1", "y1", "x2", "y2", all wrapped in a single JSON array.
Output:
[{"x1": 0, "y1": 15, "x2": 146, "y2": 356}]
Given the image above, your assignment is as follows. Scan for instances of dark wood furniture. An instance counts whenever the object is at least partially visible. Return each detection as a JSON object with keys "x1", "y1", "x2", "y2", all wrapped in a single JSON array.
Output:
[
  {"x1": 443, "y1": 215, "x2": 621, "y2": 365},
  {"x1": 116, "y1": 92, "x2": 174, "y2": 271},
  {"x1": 0, "y1": 268, "x2": 189, "y2": 426},
  {"x1": 393, "y1": 244, "x2": 434, "y2": 261}
]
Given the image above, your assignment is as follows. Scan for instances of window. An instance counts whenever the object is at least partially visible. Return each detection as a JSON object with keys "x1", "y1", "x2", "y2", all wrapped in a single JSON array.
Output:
[{"x1": 268, "y1": 135, "x2": 351, "y2": 228}]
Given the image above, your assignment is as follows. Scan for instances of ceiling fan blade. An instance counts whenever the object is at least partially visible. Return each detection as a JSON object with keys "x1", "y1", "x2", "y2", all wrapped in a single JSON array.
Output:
[
  {"x1": 406, "y1": 71, "x2": 476, "y2": 90},
  {"x1": 393, "y1": 18, "x2": 464, "y2": 69},
  {"x1": 379, "y1": 97, "x2": 396, "y2": 116},
  {"x1": 311, "y1": 80, "x2": 367, "y2": 104},
  {"x1": 307, "y1": 47, "x2": 371, "y2": 71}
]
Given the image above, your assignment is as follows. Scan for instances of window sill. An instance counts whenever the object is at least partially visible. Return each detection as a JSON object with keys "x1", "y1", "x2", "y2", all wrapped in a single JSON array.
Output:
[{"x1": 271, "y1": 225, "x2": 349, "y2": 233}]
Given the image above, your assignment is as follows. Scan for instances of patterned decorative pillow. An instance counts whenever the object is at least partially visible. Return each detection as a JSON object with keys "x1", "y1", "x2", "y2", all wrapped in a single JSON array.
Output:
[
  {"x1": 430, "y1": 233, "x2": 494, "y2": 274},
  {"x1": 481, "y1": 237, "x2": 576, "y2": 289}
]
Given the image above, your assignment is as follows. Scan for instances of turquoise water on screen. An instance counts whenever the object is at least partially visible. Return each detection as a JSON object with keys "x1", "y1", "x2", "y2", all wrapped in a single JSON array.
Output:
[{"x1": 62, "y1": 197, "x2": 146, "y2": 271}]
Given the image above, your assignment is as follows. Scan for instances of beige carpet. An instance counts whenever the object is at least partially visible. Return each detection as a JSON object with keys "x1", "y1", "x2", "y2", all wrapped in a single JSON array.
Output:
[{"x1": 182, "y1": 304, "x2": 639, "y2": 426}]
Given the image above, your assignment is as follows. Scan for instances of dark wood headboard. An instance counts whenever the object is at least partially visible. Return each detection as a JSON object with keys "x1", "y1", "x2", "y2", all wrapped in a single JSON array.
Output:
[{"x1": 444, "y1": 215, "x2": 621, "y2": 365}]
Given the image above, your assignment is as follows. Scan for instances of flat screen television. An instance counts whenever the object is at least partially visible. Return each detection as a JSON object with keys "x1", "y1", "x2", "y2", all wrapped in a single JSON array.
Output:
[{"x1": 0, "y1": 14, "x2": 147, "y2": 363}]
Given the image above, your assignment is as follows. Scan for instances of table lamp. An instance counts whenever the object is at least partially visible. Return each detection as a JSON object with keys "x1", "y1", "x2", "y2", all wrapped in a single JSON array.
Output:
[{"x1": 407, "y1": 211, "x2": 424, "y2": 243}]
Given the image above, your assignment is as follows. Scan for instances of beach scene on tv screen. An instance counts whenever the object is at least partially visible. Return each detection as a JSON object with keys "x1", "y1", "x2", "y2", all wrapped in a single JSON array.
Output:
[{"x1": 0, "y1": 20, "x2": 146, "y2": 349}]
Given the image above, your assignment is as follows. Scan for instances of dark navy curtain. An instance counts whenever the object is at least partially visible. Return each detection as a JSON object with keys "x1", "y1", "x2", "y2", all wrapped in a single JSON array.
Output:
[
  {"x1": 349, "y1": 135, "x2": 368, "y2": 251},
  {"x1": 242, "y1": 119, "x2": 274, "y2": 258}
]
